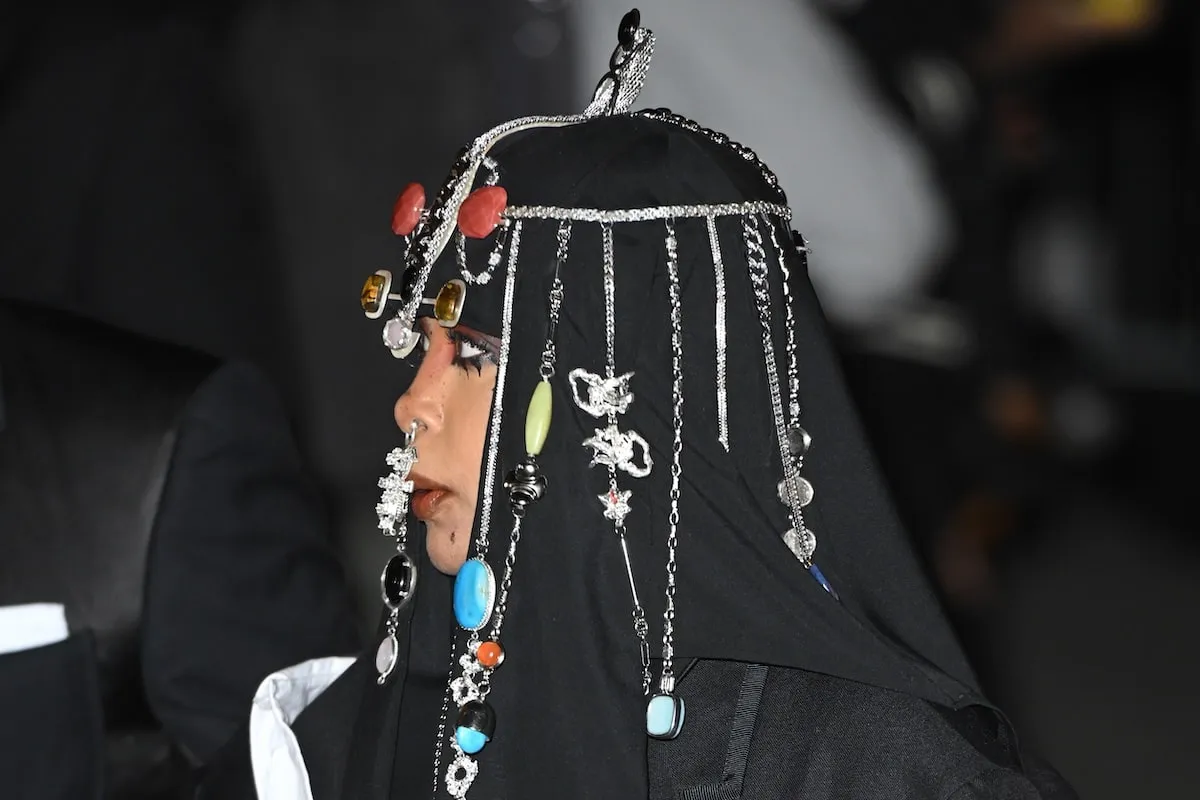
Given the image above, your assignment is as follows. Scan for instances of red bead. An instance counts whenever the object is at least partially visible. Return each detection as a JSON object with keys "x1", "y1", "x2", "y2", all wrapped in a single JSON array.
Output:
[
  {"x1": 476, "y1": 641, "x2": 504, "y2": 668},
  {"x1": 391, "y1": 182, "x2": 425, "y2": 236},
  {"x1": 457, "y1": 186, "x2": 508, "y2": 239}
]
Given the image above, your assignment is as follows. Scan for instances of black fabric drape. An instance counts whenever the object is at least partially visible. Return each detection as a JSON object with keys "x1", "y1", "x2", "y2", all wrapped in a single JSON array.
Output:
[{"x1": 297, "y1": 113, "x2": 998, "y2": 799}]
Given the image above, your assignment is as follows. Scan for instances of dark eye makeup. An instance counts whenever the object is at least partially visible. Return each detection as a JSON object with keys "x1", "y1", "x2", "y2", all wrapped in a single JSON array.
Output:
[{"x1": 415, "y1": 325, "x2": 500, "y2": 375}]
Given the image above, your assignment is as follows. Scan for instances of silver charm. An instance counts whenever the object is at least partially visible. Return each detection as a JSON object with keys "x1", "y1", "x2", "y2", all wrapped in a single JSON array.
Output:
[
  {"x1": 445, "y1": 748, "x2": 479, "y2": 798},
  {"x1": 583, "y1": 424, "x2": 653, "y2": 478},
  {"x1": 450, "y1": 674, "x2": 482, "y2": 707},
  {"x1": 777, "y1": 476, "x2": 814, "y2": 508},
  {"x1": 375, "y1": 633, "x2": 399, "y2": 681},
  {"x1": 599, "y1": 488, "x2": 633, "y2": 524},
  {"x1": 782, "y1": 527, "x2": 817, "y2": 563},
  {"x1": 569, "y1": 368, "x2": 635, "y2": 417},
  {"x1": 787, "y1": 424, "x2": 811, "y2": 459}
]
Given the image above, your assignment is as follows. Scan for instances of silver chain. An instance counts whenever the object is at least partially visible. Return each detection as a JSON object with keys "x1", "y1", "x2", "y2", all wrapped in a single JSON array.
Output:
[
  {"x1": 765, "y1": 218, "x2": 801, "y2": 422},
  {"x1": 659, "y1": 219, "x2": 685, "y2": 693},
  {"x1": 707, "y1": 216, "x2": 730, "y2": 451},
  {"x1": 481, "y1": 518, "x2": 523, "y2": 666},
  {"x1": 600, "y1": 221, "x2": 654, "y2": 693},
  {"x1": 474, "y1": 222, "x2": 521, "y2": 555},
  {"x1": 431, "y1": 630, "x2": 460, "y2": 797},
  {"x1": 744, "y1": 216, "x2": 810, "y2": 562},
  {"x1": 539, "y1": 221, "x2": 571, "y2": 380},
  {"x1": 636, "y1": 108, "x2": 787, "y2": 205}
]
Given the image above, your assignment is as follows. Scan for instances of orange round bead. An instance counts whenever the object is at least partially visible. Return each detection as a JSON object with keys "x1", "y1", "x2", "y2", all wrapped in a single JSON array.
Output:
[{"x1": 476, "y1": 641, "x2": 504, "y2": 669}]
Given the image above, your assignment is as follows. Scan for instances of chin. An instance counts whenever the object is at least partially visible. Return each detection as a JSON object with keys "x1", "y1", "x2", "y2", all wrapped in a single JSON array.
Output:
[{"x1": 425, "y1": 526, "x2": 470, "y2": 576}]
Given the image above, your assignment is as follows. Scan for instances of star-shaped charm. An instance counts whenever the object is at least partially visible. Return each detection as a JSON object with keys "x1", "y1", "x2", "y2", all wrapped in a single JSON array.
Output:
[{"x1": 599, "y1": 488, "x2": 632, "y2": 524}]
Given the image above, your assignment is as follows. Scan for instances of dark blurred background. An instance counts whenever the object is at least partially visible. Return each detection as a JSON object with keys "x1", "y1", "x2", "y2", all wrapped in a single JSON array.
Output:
[{"x1": 2, "y1": 1, "x2": 1197, "y2": 797}]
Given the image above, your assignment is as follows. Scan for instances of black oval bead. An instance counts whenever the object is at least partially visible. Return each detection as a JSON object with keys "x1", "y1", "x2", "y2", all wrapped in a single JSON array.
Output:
[
  {"x1": 381, "y1": 551, "x2": 417, "y2": 610},
  {"x1": 456, "y1": 700, "x2": 496, "y2": 739}
]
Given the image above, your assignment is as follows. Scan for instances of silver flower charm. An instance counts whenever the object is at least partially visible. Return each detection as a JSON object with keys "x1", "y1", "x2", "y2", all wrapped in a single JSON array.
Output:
[{"x1": 599, "y1": 488, "x2": 633, "y2": 525}]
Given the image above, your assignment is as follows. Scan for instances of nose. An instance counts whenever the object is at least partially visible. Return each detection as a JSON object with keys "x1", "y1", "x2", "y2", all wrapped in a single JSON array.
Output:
[{"x1": 393, "y1": 360, "x2": 448, "y2": 437}]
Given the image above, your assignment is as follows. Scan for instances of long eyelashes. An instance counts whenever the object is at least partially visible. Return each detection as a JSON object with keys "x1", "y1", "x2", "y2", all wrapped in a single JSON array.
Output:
[{"x1": 416, "y1": 327, "x2": 499, "y2": 375}]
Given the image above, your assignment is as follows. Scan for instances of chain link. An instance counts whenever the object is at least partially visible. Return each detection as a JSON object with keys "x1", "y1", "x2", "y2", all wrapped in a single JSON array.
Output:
[
  {"x1": 539, "y1": 220, "x2": 572, "y2": 379},
  {"x1": 765, "y1": 217, "x2": 801, "y2": 423},
  {"x1": 431, "y1": 629, "x2": 460, "y2": 798},
  {"x1": 659, "y1": 219, "x2": 684, "y2": 693}
]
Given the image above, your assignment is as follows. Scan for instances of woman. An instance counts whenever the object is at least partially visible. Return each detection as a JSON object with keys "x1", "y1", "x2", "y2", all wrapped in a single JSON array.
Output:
[{"x1": 202, "y1": 11, "x2": 1075, "y2": 800}]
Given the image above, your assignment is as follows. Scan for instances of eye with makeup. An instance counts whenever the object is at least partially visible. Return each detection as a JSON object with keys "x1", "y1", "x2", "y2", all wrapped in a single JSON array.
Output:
[{"x1": 416, "y1": 325, "x2": 500, "y2": 374}]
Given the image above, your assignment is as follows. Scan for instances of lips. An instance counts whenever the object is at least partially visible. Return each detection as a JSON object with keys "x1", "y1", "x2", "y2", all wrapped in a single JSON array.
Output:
[
  {"x1": 410, "y1": 473, "x2": 451, "y2": 521},
  {"x1": 412, "y1": 488, "x2": 448, "y2": 521}
]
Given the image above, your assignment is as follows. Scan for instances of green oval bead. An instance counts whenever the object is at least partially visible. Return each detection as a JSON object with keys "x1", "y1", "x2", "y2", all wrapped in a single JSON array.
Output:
[{"x1": 524, "y1": 380, "x2": 553, "y2": 456}]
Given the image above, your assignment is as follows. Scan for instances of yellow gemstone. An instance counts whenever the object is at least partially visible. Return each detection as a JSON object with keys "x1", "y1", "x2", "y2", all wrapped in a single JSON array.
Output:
[
  {"x1": 434, "y1": 279, "x2": 465, "y2": 324},
  {"x1": 361, "y1": 273, "x2": 387, "y2": 314},
  {"x1": 525, "y1": 380, "x2": 553, "y2": 456}
]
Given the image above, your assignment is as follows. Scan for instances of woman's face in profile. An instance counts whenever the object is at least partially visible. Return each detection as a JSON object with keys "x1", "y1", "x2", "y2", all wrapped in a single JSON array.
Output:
[{"x1": 393, "y1": 317, "x2": 499, "y2": 574}]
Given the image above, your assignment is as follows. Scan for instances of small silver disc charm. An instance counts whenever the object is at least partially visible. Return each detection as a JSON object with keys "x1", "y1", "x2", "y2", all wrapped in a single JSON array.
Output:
[
  {"x1": 782, "y1": 527, "x2": 817, "y2": 563},
  {"x1": 375, "y1": 633, "x2": 399, "y2": 682},
  {"x1": 787, "y1": 425, "x2": 812, "y2": 458},
  {"x1": 777, "y1": 475, "x2": 814, "y2": 507}
]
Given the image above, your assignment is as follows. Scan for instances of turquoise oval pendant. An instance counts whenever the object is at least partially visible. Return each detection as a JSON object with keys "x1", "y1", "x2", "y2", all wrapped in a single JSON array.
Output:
[{"x1": 454, "y1": 558, "x2": 496, "y2": 631}]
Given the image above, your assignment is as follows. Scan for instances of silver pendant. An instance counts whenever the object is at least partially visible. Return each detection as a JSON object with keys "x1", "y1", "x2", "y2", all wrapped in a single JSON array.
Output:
[
  {"x1": 583, "y1": 424, "x2": 653, "y2": 478},
  {"x1": 599, "y1": 488, "x2": 633, "y2": 525},
  {"x1": 782, "y1": 527, "x2": 817, "y2": 563},
  {"x1": 776, "y1": 475, "x2": 814, "y2": 508},
  {"x1": 569, "y1": 368, "x2": 635, "y2": 417},
  {"x1": 787, "y1": 425, "x2": 812, "y2": 458},
  {"x1": 375, "y1": 633, "x2": 399, "y2": 682}
]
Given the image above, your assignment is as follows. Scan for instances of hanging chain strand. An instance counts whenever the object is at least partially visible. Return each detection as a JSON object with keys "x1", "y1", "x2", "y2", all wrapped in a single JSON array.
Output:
[
  {"x1": 659, "y1": 219, "x2": 685, "y2": 693},
  {"x1": 744, "y1": 216, "x2": 810, "y2": 563},
  {"x1": 601, "y1": 221, "x2": 654, "y2": 693},
  {"x1": 431, "y1": 627, "x2": 462, "y2": 798},
  {"x1": 474, "y1": 222, "x2": 522, "y2": 555},
  {"x1": 539, "y1": 221, "x2": 571, "y2": 380},
  {"x1": 764, "y1": 217, "x2": 801, "y2": 423},
  {"x1": 707, "y1": 216, "x2": 730, "y2": 451}
]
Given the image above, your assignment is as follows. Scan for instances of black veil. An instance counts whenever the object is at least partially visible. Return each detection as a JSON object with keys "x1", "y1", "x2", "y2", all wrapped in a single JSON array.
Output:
[{"x1": 326, "y1": 113, "x2": 993, "y2": 800}]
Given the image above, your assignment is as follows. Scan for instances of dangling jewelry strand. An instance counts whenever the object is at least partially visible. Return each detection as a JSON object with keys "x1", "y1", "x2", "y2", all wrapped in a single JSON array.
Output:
[
  {"x1": 569, "y1": 222, "x2": 654, "y2": 694},
  {"x1": 374, "y1": 420, "x2": 420, "y2": 683},
  {"x1": 707, "y1": 216, "x2": 730, "y2": 451},
  {"x1": 647, "y1": 218, "x2": 686, "y2": 740},
  {"x1": 745, "y1": 217, "x2": 837, "y2": 598},
  {"x1": 437, "y1": 222, "x2": 522, "y2": 799}
]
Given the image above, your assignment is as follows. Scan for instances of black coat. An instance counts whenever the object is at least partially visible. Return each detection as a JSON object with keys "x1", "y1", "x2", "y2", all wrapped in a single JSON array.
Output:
[
  {"x1": 198, "y1": 654, "x2": 1078, "y2": 799},
  {"x1": 0, "y1": 301, "x2": 361, "y2": 799}
]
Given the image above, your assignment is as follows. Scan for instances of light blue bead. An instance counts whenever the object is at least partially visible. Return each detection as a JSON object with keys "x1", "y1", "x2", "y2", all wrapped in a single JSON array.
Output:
[
  {"x1": 454, "y1": 558, "x2": 496, "y2": 631},
  {"x1": 646, "y1": 694, "x2": 685, "y2": 739},
  {"x1": 455, "y1": 726, "x2": 489, "y2": 755}
]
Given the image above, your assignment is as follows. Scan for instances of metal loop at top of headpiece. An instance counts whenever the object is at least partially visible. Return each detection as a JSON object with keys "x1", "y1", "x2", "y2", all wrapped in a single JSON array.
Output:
[{"x1": 586, "y1": 8, "x2": 655, "y2": 118}]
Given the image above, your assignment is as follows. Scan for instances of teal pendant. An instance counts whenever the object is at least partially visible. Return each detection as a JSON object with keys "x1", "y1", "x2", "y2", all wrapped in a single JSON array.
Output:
[
  {"x1": 453, "y1": 558, "x2": 496, "y2": 631},
  {"x1": 646, "y1": 693, "x2": 685, "y2": 740}
]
